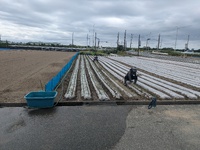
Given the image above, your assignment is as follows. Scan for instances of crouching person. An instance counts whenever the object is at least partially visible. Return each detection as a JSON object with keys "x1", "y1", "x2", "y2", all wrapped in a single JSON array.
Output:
[
  {"x1": 124, "y1": 67, "x2": 138, "y2": 86},
  {"x1": 93, "y1": 55, "x2": 98, "y2": 62}
]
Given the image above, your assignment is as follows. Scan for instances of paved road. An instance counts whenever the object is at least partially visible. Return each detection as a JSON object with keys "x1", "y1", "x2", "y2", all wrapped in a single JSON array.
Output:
[
  {"x1": 0, "y1": 105, "x2": 200, "y2": 150},
  {"x1": 0, "y1": 105, "x2": 132, "y2": 150},
  {"x1": 114, "y1": 105, "x2": 200, "y2": 150}
]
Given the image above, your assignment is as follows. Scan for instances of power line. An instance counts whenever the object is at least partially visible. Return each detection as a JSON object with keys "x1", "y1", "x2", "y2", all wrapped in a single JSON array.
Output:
[{"x1": 72, "y1": 32, "x2": 74, "y2": 46}]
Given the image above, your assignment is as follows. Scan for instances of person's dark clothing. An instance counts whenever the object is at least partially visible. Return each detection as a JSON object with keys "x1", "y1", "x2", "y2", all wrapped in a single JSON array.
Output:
[
  {"x1": 124, "y1": 68, "x2": 137, "y2": 85},
  {"x1": 93, "y1": 56, "x2": 98, "y2": 62}
]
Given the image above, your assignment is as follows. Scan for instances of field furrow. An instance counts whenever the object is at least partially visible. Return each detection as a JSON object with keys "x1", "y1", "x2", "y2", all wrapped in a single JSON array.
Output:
[
  {"x1": 60, "y1": 54, "x2": 200, "y2": 102},
  {"x1": 64, "y1": 55, "x2": 80, "y2": 99},
  {"x1": 85, "y1": 56, "x2": 110, "y2": 101},
  {"x1": 80, "y1": 56, "x2": 91, "y2": 99},
  {"x1": 110, "y1": 56, "x2": 200, "y2": 88}
]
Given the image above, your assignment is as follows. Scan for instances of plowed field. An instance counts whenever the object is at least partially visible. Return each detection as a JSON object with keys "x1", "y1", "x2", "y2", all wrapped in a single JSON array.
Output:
[
  {"x1": 59, "y1": 55, "x2": 200, "y2": 102},
  {"x1": 0, "y1": 50, "x2": 76, "y2": 103}
]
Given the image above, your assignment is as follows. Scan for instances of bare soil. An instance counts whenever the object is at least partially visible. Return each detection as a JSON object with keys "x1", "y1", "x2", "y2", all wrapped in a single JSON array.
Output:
[
  {"x1": 0, "y1": 50, "x2": 76, "y2": 103},
  {"x1": 1, "y1": 51, "x2": 199, "y2": 104}
]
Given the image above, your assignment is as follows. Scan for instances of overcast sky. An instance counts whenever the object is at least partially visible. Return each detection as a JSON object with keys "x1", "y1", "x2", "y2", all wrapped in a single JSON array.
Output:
[{"x1": 0, "y1": 0, "x2": 200, "y2": 49}]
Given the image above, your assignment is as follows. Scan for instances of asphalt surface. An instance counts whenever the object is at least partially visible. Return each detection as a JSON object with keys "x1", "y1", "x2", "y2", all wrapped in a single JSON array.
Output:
[
  {"x1": 0, "y1": 105, "x2": 200, "y2": 150},
  {"x1": 114, "y1": 105, "x2": 200, "y2": 150},
  {"x1": 0, "y1": 105, "x2": 132, "y2": 150}
]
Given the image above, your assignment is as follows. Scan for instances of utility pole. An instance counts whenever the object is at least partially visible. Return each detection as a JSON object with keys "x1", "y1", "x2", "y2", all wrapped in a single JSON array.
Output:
[
  {"x1": 95, "y1": 32, "x2": 97, "y2": 51},
  {"x1": 130, "y1": 34, "x2": 133, "y2": 48},
  {"x1": 117, "y1": 32, "x2": 119, "y2": 47},
  {"x1": 93, "y1": 24, "x2": 95, "y2": 47},
  {"x1": 160, "y1": 38, "x2": 162, "y2": 49},
  {"x1": 124, "y1": 30, "x2": 126, "y2": 51},
  {"x1": 72, "y1": 32, "x2": 74, "y2": 46},
  {"x1": 174, "y1": 26, "x2": 190, "y2": 50},
  {"x1": 138, "y1": 34, "x2": 141, "y2": 56},
  {"x1": 186, "y1": 35, "x2": 190, "y2": 50},
  {"x1": 174, "y1": 27, "x2": 179, "y2": 50},
  {"x1": 97, "y1": 38, "x2": 100, "y2": 48},
  {"x1": 87, "y1": 34, "x2": 90, "y2": 47},
  {"x1": 146, "y1": 38, "x2": 150, "y2": 50},
  {"x1": 157, "y1": 34, "x2": 160, "y2": 51},
  {"x1": 87, "y1": 34, "x2": 88, "y2": 47}
]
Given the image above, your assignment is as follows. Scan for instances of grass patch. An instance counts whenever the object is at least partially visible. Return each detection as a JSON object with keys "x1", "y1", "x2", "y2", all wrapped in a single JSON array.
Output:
[{"x1": 80, "y1": 50, "x2": 106, "y2": 56}]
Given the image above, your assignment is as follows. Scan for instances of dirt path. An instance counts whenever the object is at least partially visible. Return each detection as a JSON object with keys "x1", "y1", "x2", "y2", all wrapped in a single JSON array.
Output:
[{"x1": 0, "y1": 50, "x2": 76, "y2": 103}]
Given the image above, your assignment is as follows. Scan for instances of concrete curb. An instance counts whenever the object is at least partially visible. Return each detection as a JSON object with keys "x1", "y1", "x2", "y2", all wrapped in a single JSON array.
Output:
[{"x1": 0, "y1": 100, "x2": 200, "y2": 107}]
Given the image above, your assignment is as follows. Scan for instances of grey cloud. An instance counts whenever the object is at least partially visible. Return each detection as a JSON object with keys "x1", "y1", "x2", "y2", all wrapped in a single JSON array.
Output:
[{"x1": 0, "y1": 0, "x2": 200, "y2": 49}]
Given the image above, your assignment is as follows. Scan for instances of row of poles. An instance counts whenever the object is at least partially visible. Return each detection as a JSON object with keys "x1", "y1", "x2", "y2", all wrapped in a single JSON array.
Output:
[
  {"x1": 86, "y1": 32, "x2": 108, "y2": 49},
  {"x1": 117, "y1": 30, "x2": 160, "y2": 52},
  {"x1": 84, "y1": 29, "x2": 161, "y2": 53},
  {"x1": 117, "y1": 30, "x2": 190, "y2": 52}
]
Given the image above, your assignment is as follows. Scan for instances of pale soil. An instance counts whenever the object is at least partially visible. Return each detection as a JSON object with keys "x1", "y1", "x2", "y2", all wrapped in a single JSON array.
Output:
[{"x1": 0, "y1": 50, "x2": 76, "y2": 103}]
